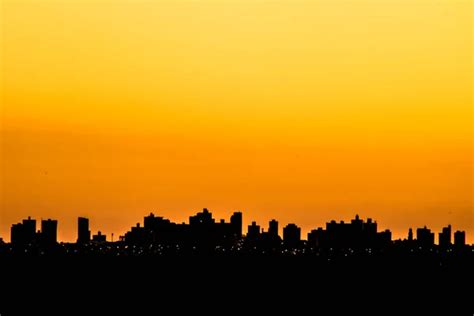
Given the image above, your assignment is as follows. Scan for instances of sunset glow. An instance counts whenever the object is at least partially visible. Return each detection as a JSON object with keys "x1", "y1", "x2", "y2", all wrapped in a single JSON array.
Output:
[{"x1": 1, "y1": 0, "x2": 472, "y2": 242}]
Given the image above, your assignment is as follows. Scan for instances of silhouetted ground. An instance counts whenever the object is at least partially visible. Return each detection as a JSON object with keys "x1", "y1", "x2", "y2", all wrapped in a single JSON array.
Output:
[
  {"x1": 0, "y1": 253, "x2": 472, "y2": 314},
  {"x1": 2, "y1": 210, "x2": 472, "y2": 313}
]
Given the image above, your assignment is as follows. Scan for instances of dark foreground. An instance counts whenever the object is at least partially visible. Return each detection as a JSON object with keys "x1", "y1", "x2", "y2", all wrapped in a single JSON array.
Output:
[{"x1": 1, "y1": 253, "x2": 472, "y2": 314}]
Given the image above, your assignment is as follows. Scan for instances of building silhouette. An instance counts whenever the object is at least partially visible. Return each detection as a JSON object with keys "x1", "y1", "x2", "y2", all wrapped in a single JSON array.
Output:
[
  {"x1": 408, "y1": 228, "x2": 414, "y2": 242},
  {"x1": 78, "y1": 217, "x2": 91, "y2": 244},
  {"x1": 247, "y1": 221, "x2": 261, "y2": 241},
  {"x1": 268, "y1": 219, "x2": 279, "y2": 238},
  {"x1": 283, "y1": 223, "x2": 301, "y2": 248},
  {"x1": 3, "y1": 211, "x2": 472, "y2": 259},
  {"x1": 438, "y1": 225, "x2": 451, "y2": 248},
  {"x1": 253, "y1": 220, "x2": 282, "y2": 253},
  {"x1": 230, "y1": 212, "x2": 243, "y2": 238},
  {"x1": 190, "y1": 208, "x2": 214, "y2": 225},
  {"x1": 307, "y1": 228, "x2": 324, "y2": 248},
  {"x1": 377, "y1": 229, "x2": 392, "y2": 248},
  {"x1": 40, "y1": 219, "x2": 58, "y2": 245},
  {"x1": 416, "y1": 226, "x2": 435, "y2": 248},
  {"x1": 454, "y1": 231, "x2": 465, "y2": 247},
  {"x1": 11, "y1": 216, "x2": 37, "y2": 246},
  {"x1": 309, "y1": 215, "x2": 388, "y2": 250},
  {"x1": 92, "y1": 231, "x2": 106, "y2": 243},
  {"x1": 124, "y1": 209, "x2": 243, "y2": 251}
]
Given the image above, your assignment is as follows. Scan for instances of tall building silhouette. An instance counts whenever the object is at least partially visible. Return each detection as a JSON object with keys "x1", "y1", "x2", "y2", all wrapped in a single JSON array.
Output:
[
  {"x1": 78, "y1": 217, "x2": 91, "y2": 244},
  {"x1": 41, "y1": 219, "x2": 58, "y2": 245},
  {"x1": 438, "y1": 225, "x2": 451, "y2": 248},
  {"x1": 323, "y1": 215, "x2": 380, "y2": 249},
  {"x1": 190, "y1": 208, "x2": 214, "y2": 225},
  {"x1": 268, "y1": 219, "x2": 279, "y2": 238},
  {"x1": 283, "y1": 223, "x2": 301, "y2": 248},
  {"x1": 307, "y1": 228, "x2": 325, "y2": 248},
  {"x1": 11, "y1": 224, "x2": 24, "y2": 246},
  {"x1": 124, "y1": 209, "x2": 243, "y2": 249},
  {"x1": 454, "y1": 231, "x2": 465, "y2": 247},
  {"x1": 230, "y1": 212, "x2": 243, "y2": 238},
  {"x1": 11, "y1": 216, "x2": 37, "y2": 246},
  {"x1": 408, "y1": 228, "x2": 414, "y2": 242},
  {"x1": 2, "y1": 210, "x2": 472, "y2": 259},
  {"x1": 416, "y1": 226, "x2": 435, "y2": 248},
  {"x1": 247, "y1": 222, "x2": 261, "y2": 240}
]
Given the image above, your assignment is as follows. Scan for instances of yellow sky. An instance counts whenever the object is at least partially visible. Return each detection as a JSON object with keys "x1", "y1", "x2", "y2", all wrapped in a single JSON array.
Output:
[{"x1": 1, "y1": 0, "x2": 472, "y2": 242}]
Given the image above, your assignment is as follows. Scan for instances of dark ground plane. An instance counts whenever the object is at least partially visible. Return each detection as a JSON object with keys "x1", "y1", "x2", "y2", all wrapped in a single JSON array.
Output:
[{"x1": 0, "y1": 253, "x2": 472, "y2": 314}]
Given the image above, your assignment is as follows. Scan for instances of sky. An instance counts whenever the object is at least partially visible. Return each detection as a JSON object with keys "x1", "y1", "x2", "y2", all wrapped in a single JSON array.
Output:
[{"x1": 1, "y1": 0, "x2": 472, "y2": 242}]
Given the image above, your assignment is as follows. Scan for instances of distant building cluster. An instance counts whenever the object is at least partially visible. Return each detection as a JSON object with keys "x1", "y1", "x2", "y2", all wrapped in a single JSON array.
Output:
[
  {"x1": 123, "y1": 209, "x2": 242, "y2": 249},
  {"x1": 9, "y1": 216, "x2": 107, "y2": 248},
  {"x1": 11, "y1": 217, "x2": 57, "y2": 247},
  {"x1": 0, "y1": 209, "x2": 471, "y2": 258}
]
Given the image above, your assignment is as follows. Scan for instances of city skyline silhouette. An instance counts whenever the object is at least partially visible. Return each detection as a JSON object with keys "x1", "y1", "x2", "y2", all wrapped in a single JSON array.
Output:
[
  {"x1": 1, "y1": 208, "x2": 471, "y2": 259},
  {"x1": 2, "y1": 208, "x2": 472, "y2": 313},
  {"x1": 2, "y1": 0, "x2": 472, "y2": 248},
  {"x1": 1, "y1": 0, "x2": 472, "y2": 311}
]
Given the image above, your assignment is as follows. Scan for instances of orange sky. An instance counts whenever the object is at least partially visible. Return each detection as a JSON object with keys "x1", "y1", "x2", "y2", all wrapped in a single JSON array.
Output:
[{"x1": 1, "y1": 0, "x2": 472, "y2": 243}]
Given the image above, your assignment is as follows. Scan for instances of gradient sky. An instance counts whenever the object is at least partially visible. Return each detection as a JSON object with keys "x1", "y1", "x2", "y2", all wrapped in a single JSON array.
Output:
[{"x1": 1, "y1": 0, "x2": 472, "y2": 242}]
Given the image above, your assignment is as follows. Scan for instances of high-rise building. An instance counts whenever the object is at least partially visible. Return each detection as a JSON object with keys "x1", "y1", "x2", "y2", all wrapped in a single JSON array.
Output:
[
  {"x1": 408, "y1": 228, "x2": 413, "y2": 242},
  {"x1": 11, "y1": 216, "x2": 37, "y2": 245},
  {"x1": 41, "y1": 219, "x2": 58, "y2": 245},
  {"x1": 11, "y1": 224, "x2": 24, "y2": 245},
  {"x1": 283, "y1": 223, "x2": 301, "y2": 248},
  {"x1": 230, "y1": 212, "x2": 243, "y2": 237},
  {"x1": 416, "y1": 226, "x2": 435, "y2": 248},
  {"x1": 247, "y1": 222, "x2": 261, "y2": 240},
  {"x1": 268, "y1": 220, "x2": 279, "y2": 238},
  {"x1": 438, "y1": 225, "x2": 451, "y2": 247},
  {"x1": 190, "y1": 208, "x2": 215, "y2": 226},
  {"x1": 454, "y1": 231, "x2": 466, "y2": 247},
  {"x1": 78, "y1": 217, "x2": 91, "y2": 244},
  {"x1": 22, "y1": 217, "x2": 37, "y2": 241},
  {"x1": 364, "y1": 218, "x2": 377, "y2": 236},
  {"x1": 307, "y1": 228, "x2": 324, "y2": 248}
]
